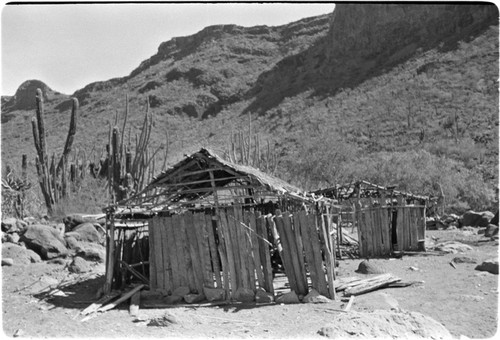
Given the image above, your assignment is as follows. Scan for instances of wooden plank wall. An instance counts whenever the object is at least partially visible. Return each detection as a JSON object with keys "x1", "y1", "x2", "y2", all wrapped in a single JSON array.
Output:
[
  {"x1": 148, "y1": 206, "x2": 274, "y2": 298},
  {"x1": 356, "y1": 199, "x2": 426, "y2": 257},
  {"x1": 271, "y1": 210, "x2": 335, "y2": 299}
]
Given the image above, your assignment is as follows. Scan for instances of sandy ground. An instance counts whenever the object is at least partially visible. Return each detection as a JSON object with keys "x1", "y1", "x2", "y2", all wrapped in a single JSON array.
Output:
[{"x1": 2, "y1": 229, "x2": 498, "y2": 339}]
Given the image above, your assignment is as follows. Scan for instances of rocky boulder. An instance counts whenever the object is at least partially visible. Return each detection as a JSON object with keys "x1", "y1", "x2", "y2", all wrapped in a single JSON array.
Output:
[
  {"x1": 63, "y1": 214, "x2": 99, "y2": 231},
  {"x1": 2, "y1": 217, "x2": 27, "y2": 234},
  {"x1": 65, "y1": 223, "x2": 101, "y2": 243},
  {"x1": 68, "y1": 256, "x2": 92, "y2": 273},
  {"x1": 20, "y1": 225, "x2": 68, "y2": 260},
  {"x1": 2, "y1": 242, "x2": 42, "y2": 265},
  {"x1": 475, "y1": 258, "x2": 499, "y2": 275},
  {"x1": 75, "y1": 242, "x2": 106, "y2": 263},
  {"x1": 460, "y1": 211, "x2": 494, "y2": 228},
  {"x1": 303, "y1": 289, "x2": 331, "y2": 304},
  {"x1": 276, "y1": 291, "x2": 300, "y2": 304},
  {"x1": 484, "y1": 224, "x2": 499, "y2": 238},
  {"x1": 317, "y1": 309, "x2": 452, "y2": 339},
  {"x1": 433, "y1": 241, "x2": 473, "y2": 254},
  {"x1": 356, "y1": 260, "x2": 386, "y2": 274}
]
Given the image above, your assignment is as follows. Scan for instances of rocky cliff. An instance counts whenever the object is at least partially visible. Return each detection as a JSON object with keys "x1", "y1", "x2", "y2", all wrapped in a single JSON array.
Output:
[{"x1": 245, "y1": 3, "x2": 498, "y2": 114}]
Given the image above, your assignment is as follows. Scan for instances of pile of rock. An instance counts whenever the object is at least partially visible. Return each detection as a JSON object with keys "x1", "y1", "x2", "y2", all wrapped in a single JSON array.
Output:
[
  {"x1": 1, "y1": 214, "x2": 106, "y2": 272},
  {"x1": 427, "y1": 210, "x2": 498, "y2": 240}
]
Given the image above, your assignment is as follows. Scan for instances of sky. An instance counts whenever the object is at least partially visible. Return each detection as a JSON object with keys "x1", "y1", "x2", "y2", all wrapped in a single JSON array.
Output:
[{"x1": 1, "y1": 2, "x2": 336, "y2": 96}]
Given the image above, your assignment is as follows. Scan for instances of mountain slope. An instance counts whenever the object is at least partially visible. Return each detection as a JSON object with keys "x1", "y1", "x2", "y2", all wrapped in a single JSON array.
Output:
[{"x1": 1, "y1": 4, "x2": 498, "y2": 212}]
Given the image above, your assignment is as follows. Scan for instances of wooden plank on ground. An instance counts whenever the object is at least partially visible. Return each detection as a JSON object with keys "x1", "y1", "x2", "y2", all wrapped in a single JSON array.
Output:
[
  {"x1": 274, "y1": 212, "x2": 298, "y2": 294},
  {"x1": 343, "y1": 274, "x2": 401, "y2": 296},
  {"x1": 257, "y1": 213, "x2": 273, "y2": 294},
  {"x1": 206, "y1": 214, "x2": 222, "y2": 288},
  {"x1": 80, "y1": 291, "x2": 121, "y2": 316},
  {"x1": 184, "y1": 212, "x2": 204, "y2": 294},
  {"x1": 298, "y1": 211, "x2": 318, "y2": 292},
  {"x1": 218, "y1": 210, "x2": 237, "y2": 298},
  {"x1": 165, "y1": 215, "x2": 180, "y2": 290},
  {"x1": 283, "y1": 212, "x2": 307, "y2": 295},
  {"x1": 307, "y1": 212, "x2": 329, "y2": 297},
  {"x1": 148, "y1": 218, "x2": 157, "y2": 290},
  {"x1": 98, "y1": 284, "x2": 145, "y2": 313}
]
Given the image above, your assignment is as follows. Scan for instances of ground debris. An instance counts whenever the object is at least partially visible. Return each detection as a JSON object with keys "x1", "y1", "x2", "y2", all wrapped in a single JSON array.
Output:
[{"x1": 147, "y1": 312, "x2": 178, "y2": 327}]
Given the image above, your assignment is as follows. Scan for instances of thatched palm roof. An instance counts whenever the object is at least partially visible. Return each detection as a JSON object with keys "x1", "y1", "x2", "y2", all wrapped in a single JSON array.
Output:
[
  {"x1": 113, "y1": 148, "x2": 313, "y2": 211},
  {"x1": 146, "y1": 148, "x2": 302, "y2": 194}
]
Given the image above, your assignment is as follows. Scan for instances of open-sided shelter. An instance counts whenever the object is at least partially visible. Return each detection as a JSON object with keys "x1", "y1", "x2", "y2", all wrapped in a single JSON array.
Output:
[
  {"x1": 103, "y1": 148, "x2": 338, "y2": 302},
  {"x1": 314, "y1": 180, "x2": 429, "y2": 258}
]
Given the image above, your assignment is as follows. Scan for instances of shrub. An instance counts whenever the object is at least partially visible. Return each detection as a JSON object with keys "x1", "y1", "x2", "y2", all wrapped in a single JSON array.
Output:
[{"x1": 341, "y1": 150, "x2": 495, "y2": 212}]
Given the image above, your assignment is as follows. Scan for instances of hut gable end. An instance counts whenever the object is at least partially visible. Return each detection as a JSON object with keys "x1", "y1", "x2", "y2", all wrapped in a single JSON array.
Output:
[{"x1": 112, "y1": 148, "x2": 309, "y2": 212}]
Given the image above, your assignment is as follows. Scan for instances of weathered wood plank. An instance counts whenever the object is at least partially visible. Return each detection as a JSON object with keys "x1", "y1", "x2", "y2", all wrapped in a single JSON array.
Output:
[
  {"x1": 235, "y1": 207, "x2": 251, "y2": 290},
  {"x1": 373, "y1": 207, "x2": 381, "y2": 257},
  {"x1": 206, "y1": 214, "x2": 222, "y2": 288},
  {"x1": 148, "y1": 218, "x2": 157, "y2": 290},
  {"x1": 197, "y1": 213, "x2": 214, "y2": 288},
  {"x1": 298, "y1": 211, "x2": 316, "y2": 291},
  {"x1": 274, "y1": 212, "x2": 298, "y2": 294},
  {"x1": 218, "y1": 210, "x2": 237, "y2": 298},
  {"x1": 411, "y1": 208, "x2": 420, "y2": 250},
  {"x1": 152, "y1": 218, "x2": 164, "y2": 291},
  {"x1": 380, "y1": 208, "x2": 390, "y2": 255},
  {"x1": 180, "y1": 212, "x2": 197, "y2": 292},
  {"x1": 98, "y1": 284, "x2": 145, "y2": 313},
  {"x1": 165, "y1": 215, "x2": 180, "y2": 289},
  {"x1": 307, "y1": 212, "x2": 329, "y2": 297},
  {"x1": 343, "y1": 274, "x2": 401, "y2": 296},
  {"x1": 257, "y1": 214, "x2": 273, "y2": 294},
  {"x1": 292, "y1": 212, "x2": 308, "y2": 290},
  {"x1": 319, "y1": 213, "x2": 336, "y2": 300},
  {"x1": 248, "y1": 211, "x2": 264, "y2": 289},
  {"x1": 158, "y1": 217, "x2": 173, "y2": 293},
  {"x1": 213, "y1": 215, "x2": 230, "y2": 298},
  {"x1": 283, "y1": 211, "x2": 307, "y2": 295},
  {"x1": 184, "y1": 212, "x2": 204, "y2": 294},
  {"x1": 172, "y1": 214, "x2": 188, "y2": 288},
  {"x1": 396, "y1": 206, "x2": 405, "y2": 252},
  {"x1": 226, "y1": 207, "x2": 243, "y2": 289}
]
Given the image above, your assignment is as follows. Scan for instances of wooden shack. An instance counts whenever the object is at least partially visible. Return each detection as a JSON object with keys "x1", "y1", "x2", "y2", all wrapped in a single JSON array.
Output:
[
  {"x1": 103, "y1": 148, "x2": 338, "y2": 302},
  {"x1": 314, "y1": 180, "x2": 428, "y2": 258}
]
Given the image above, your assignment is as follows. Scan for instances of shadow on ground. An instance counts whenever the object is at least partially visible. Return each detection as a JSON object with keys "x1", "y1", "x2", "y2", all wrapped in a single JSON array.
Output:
[{"x1": 33, "y1": 274, "x2": 105, "y2": 310}]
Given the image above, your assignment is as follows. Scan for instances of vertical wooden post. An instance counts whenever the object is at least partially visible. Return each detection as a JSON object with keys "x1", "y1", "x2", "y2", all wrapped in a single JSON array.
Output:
[{"x1": 104, "y1": 211, "x2": 116, "y2": 294}]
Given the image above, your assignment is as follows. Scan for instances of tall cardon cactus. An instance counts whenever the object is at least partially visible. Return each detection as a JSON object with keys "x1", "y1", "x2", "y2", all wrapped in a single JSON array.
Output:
[{"x1": 31, "y1": 89, "x2": 78, "y2": 214}]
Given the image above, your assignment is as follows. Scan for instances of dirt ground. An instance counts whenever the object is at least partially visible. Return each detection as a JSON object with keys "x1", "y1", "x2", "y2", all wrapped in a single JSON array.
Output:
[{"x1": 2, "y1": 229, "x2": 498, "y2": 339}]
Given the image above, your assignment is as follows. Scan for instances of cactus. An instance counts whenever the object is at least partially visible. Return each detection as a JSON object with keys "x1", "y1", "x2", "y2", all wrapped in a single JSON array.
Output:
[
  {"x1": 104, "y1": 95, "x2": 169, "y2": 204},
  {"x1": 31, "y1": 88, "x2": 79, "y2": 214}
]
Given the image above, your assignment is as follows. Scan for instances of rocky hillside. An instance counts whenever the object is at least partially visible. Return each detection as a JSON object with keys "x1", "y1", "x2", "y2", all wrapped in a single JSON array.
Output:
[{"x1": 1, "y1": 4, "x2": 498, "y2": 212}]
